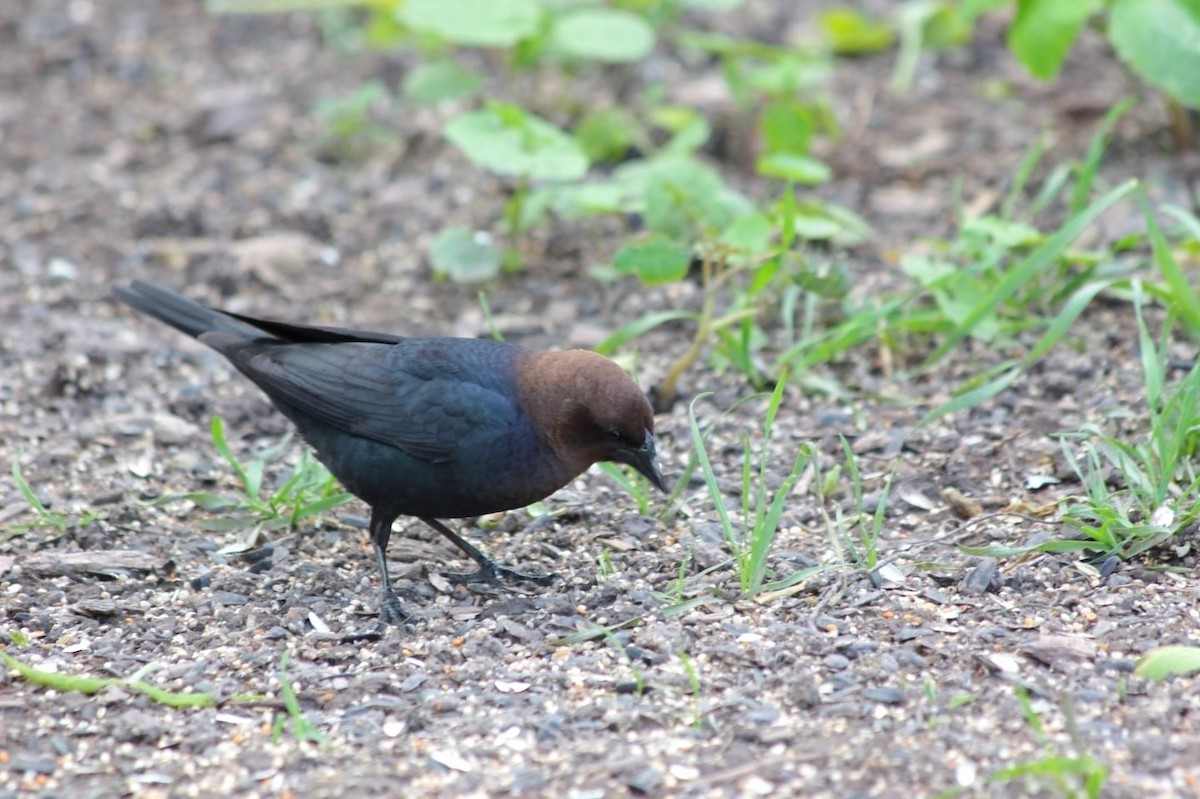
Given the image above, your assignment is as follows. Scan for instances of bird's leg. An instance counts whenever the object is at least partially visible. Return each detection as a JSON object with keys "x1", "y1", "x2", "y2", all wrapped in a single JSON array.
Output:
[
  {"x1": 370, "y1": 510, "x2": 409, "y2": 625},
  {"x1": 420, "y1": 517, "x2": 556, "y2": 587}
]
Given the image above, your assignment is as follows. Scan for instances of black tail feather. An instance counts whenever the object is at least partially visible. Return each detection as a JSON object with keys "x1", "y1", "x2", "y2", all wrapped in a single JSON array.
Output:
[
  {"x1": 114, "y1": 280, "x2": 406, "y2": 345},
  {"x1": 112, "y1": 280, "x2": 261, "y2": 341}
]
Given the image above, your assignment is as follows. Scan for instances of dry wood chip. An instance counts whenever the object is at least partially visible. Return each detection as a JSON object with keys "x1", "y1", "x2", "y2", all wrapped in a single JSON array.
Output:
[
  {"x1": 1020, "y1": 634, "x2": 1098, "y2": 666},
  {"x1": 23, "y1": 550, "x2": 165, "y2": 577}
]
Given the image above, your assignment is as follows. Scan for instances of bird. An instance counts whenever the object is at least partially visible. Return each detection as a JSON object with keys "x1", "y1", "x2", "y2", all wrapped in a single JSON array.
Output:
[{"x1": 114, "y1": 280, "x2": 667, "y2": 625}]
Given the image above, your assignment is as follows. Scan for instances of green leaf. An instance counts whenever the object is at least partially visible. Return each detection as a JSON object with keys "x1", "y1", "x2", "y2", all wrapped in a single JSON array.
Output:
[
  {"x1": 1135, "y1": 646, "x2": 1200, "y2": 680},
  {"x1": 429, "y1": 226, "x2": 502, "y2": 283},
  {"x1": 402, "y1": 61, "x2": 483, "y2": 104},
  {"x1": 1110, "y1": 0, "x2": 1200, "y2": 108},
  {"x1": 760, "y1": 101, "x2": 814, "y2": 156},
  {"x1": 546, "y1": 183, "x2": 626, "y2": 217},
  {"x1": 819, "y1": 8, "x2": 896, "y2": 54},
  {"x1": 550, "y1": 9, "x2": 655, "y2": 63},
  {"x1": 574, "y1": 109, "x2": 634, "y2": 164},
  {"x1": 755, "y1": 153, "x2": 831, "y2": 184},
  {"x1": 445, "y1": 105, "x2": 589, "y2": 181},
  {"x1": 613, "y1": 237, "x2": 692, "y2": 286},
  {"x1": 720, "y1": 212, "x2": 774, "y2": 254},
  {"x1": 789, "y1": 200, "x2": 872, "y2": 245},
  {"x1": 397, "y1": 0, "x2": 542, "y2": 48},
  {"x1": 1007, "y1": 0, "x2": 1101, "y2": 80},
  {"x1": 662, "y1": 117, "x2": 712, "y2": 156},
  {"x1": 622, "y1": 156, "x2": 752, "y2": 238},
  {"x1": 745, "y1": 57, "x2": 829, "y2": 97}
]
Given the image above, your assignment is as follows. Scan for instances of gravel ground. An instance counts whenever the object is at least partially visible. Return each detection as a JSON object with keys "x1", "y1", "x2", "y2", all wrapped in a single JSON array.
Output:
[{"x1": 2, "y1": 1, "x2": 1199, "y2": 797}]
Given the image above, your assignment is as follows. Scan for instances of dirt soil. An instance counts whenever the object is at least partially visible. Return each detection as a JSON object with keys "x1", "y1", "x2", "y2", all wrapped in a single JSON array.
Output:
[{"x1": 3, "y1": 1, "x2": 1199, "y2": 798}]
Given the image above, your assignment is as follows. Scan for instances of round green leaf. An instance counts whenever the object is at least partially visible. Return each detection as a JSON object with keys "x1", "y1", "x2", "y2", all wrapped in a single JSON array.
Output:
[
  {"x1": 398, "y1": 0, "x2": 541, "y2": 48},
  {"x1": 755, "y1": 153, "x2": 832, "y2": 184},
  {"x1": 445, "y1": 106, "x2": 589, "y2": 182},
  {"x1": 402, "y1": 61, "x2": 482, "y2": 104},
  {"x1": 1007, "y1": 0, "x2": 1100, "y2": 80},
  {"x1": 720, "y1": 212, "x2": 774, "y2": 254},
  {"x1": 1110, "y1": 0, "x2": 1200, "y2": 109},
  {"x1": 550, "y1": 9, "x2": 656, "y2": 63},
  {"x1": 429, "y1": 226, "x2": 501, "y2": 283},
  {"x1": 613, "y1": 237, "x2": 692, "y2": 286}
]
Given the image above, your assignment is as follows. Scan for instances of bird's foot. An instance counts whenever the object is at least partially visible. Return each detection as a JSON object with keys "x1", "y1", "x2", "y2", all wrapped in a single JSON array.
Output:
[
  {"x1": 441, "y1": 561, "x2": 556, "y2": 587},
  {"x1": 337, "y1": 595, "x2": 407, "y2": 644},
  {"x1": 379, "y1": 590, "x2": 410, "y2": 626}
]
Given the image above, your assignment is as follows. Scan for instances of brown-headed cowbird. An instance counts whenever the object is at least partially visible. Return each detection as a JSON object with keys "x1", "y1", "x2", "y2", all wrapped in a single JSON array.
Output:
[{"x1": 115, "y1": 280, "x2": 666, "y2": 624}]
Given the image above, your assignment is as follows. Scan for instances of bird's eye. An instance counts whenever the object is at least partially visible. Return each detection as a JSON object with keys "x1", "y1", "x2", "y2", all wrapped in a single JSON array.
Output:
[{"x1": 603, "y1": 426, "x2": 642, "y2": 449}]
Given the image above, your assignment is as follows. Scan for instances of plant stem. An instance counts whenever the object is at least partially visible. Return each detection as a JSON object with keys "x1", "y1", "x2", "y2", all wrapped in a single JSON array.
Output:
[{"x1": 657, "y1": 250, "x2": 718, "y2": 411}]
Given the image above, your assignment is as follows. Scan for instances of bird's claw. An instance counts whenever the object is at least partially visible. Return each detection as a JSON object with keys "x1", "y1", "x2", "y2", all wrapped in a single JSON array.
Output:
[
  {"x1": 441, "y1": 562, "x2": 556, "y2": 587},
  {"x1": 336, "y1": 594, "x2": 405, "y2": 643},
  {"x1": 379, "y1": 591, "x2": 410, "y2": 626}
]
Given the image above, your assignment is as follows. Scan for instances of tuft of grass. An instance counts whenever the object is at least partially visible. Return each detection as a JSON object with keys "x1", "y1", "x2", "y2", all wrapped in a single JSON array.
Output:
[
  {"x1": 983, "y1": 688, "x2": 1108, "y2": 799},
  {"x1": 963, "y1": 284, "x2": 1200, "y2": 562},
  {"x1": 812, "y1": 437, "x2": 893, "y2": 570},
  {"x1": 917, "y1": 177, "x2": 1139, "y2": 423},
  {"x1": 687, "y1": 372, "x2": 823, "y2": 597},
  {"x1": 677, "y1": 649, "x2": 703, "y2": 730},
  {"x1": 313, "y1": 80, "x2": 393, "y2": 163},
  {"x1": 1059, "y1": 284, "x2": 1199, "y2": 559},
  {"x1": 9, "y1": 457, "x2": 104, "y2": 537},
  {"x1": 164, "y1": 417, "x2": 352, "y2": 541},
  {"x1": 596, "y1": 549, "x2": 616, "y2": 581}
]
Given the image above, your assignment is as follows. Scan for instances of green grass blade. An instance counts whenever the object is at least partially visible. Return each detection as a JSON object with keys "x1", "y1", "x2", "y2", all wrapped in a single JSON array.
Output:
[
  {"x1": 294, "y1": 492, "x2": 354, "y2": 522},
  {"x1": 922, "y1": 364, "x2": 1022, "y2": 425},
  {"x1": 687, "y1": 394, "x2": 738, "y2": 549},
  {"x1": 10, "y1": 457, "x2": 65, "y2": 532},
  {"x1": 1070, "y1": 98, "x2": 1134, "y2": 215},
  {"x1": 1, "y1": 651, "x2": 111, "y2": 694},
  {"x1": 1002, "y1": 134, "x2": 1047, "y2": 221},
  {"x1": 747, "y1": 444, "x2": 810, "y2": 592},
  {"x1": 595, "y1": 311, "x2": 695, "y2": 355},
  {"x1": 127, "y1": 681, "x2": 219, "y2": 709},
  {"x1": 210, "y1": 417, "x2": 252, "y2": 494},
  {"x1": 277, "y1": 652, "x2": 329, "y2": 745},
  {"x1": 1163, "y1": 203, "x2": 1200, "y2": 241},
  {"x1": 1028, "y1": 161, "x2": 1073, "y2": 217},
  {"x1": 1142, "y1": 198, "x2": 1200, "y2": 338}
]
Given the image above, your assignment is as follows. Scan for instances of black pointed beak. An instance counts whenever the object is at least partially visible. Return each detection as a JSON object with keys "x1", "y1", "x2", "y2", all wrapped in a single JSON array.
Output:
[{"x1": 627, "y1": 430, "x2": 667, "y2": 493}]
